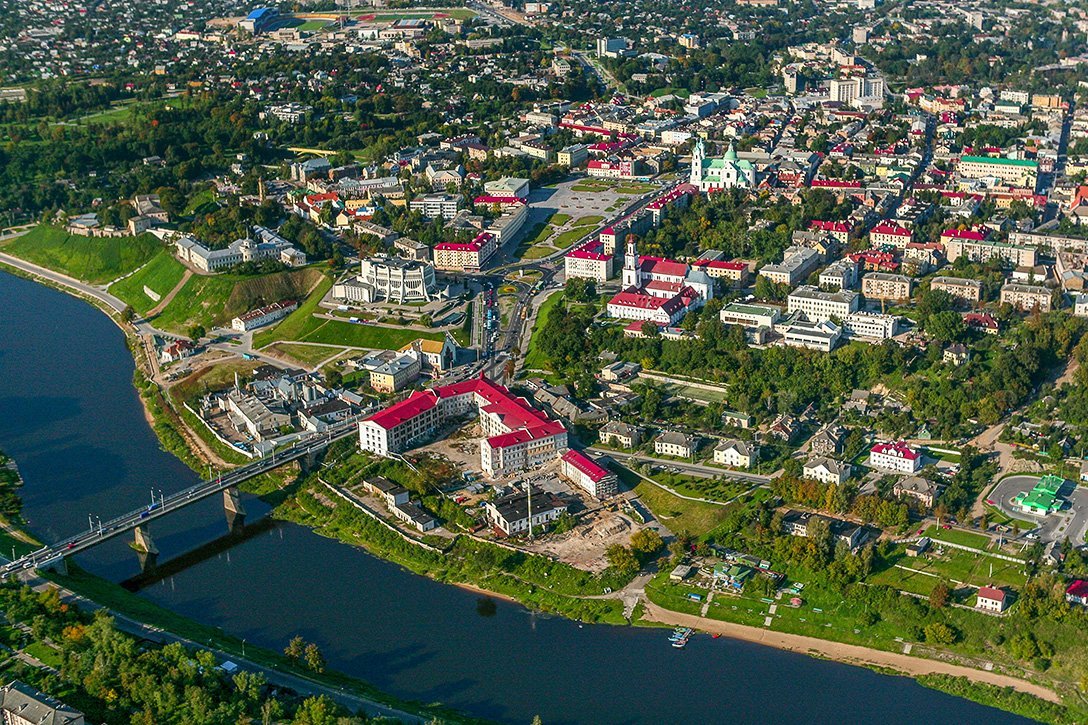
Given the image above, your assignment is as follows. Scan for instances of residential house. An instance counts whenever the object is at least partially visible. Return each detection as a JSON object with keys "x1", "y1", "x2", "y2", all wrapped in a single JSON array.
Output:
[
  {"x1": 713, "y1": 439, "x2": 757, "y2": 469},
  {"x1": 781, "y1": 509, "x2": 866, "y2": 549},
  {"x1": 893, "y1": 476, "x2": 941, "y2": 508},
  {"x1": 599, "y1": 421, "x2": 642, "y2": 448},
  {"x1": 976, "y1": 586, "x2": 1008, "y2": 613},
  {"x1": 655, "y1": 431, "x2": 697, "y2": 458},
  {"x1": 0, "y1": 681, "x2": 84, "y2": 725},
  {"x1": 869, "y1": 441, "x2": 923, "y2": 473},
  {"x1": 484, "y1": 487, "x2": 568, "y2": 536},
  {"x1": 803, "y1": 457, "x2": 851, "y2": 485}
]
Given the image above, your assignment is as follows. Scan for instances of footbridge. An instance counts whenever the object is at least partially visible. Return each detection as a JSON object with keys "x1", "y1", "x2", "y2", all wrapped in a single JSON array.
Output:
[{"x1": 3, "y1": 418, "x2": 361, "y2": 577}]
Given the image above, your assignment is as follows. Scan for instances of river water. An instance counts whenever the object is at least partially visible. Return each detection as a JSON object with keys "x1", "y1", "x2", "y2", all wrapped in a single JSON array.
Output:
[{"x1": 0, "y1": 270, "x2": 1028, "y2": 725}]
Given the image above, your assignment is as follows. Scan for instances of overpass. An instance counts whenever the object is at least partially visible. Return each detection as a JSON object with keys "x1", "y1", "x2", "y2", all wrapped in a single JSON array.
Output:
[{"x1": 3, "y1": 418, "x2": 362, "y2": 577}]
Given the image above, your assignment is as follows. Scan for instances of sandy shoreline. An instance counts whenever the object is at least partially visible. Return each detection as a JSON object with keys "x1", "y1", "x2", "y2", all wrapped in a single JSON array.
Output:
[{"x1": 641, "y1": 601, "x2": 1061, "y2": 703}]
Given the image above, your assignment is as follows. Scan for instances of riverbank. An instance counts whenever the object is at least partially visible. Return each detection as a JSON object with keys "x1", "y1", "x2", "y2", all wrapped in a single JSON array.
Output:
[
  {"x1": 0, "y1": 257, "x2": 1074, "y2": 722},
  {"x1": 640, "y1": 601, "x2": 1061, "y2": 704}
]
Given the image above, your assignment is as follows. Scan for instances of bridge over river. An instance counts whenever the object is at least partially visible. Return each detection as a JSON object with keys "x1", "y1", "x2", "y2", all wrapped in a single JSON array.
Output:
[{"x1": 2, "y1": 418, "x2": 361, "y2": 576}]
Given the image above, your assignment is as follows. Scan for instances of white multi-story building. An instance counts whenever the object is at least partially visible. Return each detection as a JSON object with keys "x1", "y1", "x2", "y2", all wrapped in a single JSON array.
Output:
[
  {"x1": 760, "y1": 246, "x2": 820, "y2": 286},
  {"x1": 843, "y1": 311, "x2": 900, "y2": 340},
  {"x1": 655, "y1": 431, "x2": 697, "y2": 458},
  {"x1": 359, "y1": 377, "x2": 567, "y2": 477},
  {"x1": 174, "y1": 227, "x2": 307, "y2": 273},
  {"x1": 782, "y1": 319, "x2": 842, "y2": 352},
  {"x1": 720, "y1": 302, "x2": 781, "y2": 329},
  {"x1": 713, "y1": 439, "x2": 757, "y2": 469},
  {"x1": 434, "y1": 232, "x2": 497, "y2": 272},
  {"x1": 409, "y1": 193, "x2": 460, "y2": 220},
  {"x1": 931, "y1": 276, "x2": 982, "y2": 305},
  {"x1": 560, "y1": 449, "x2": 618, "y2": 499},
  {"x1": 565, "y1": 241, "x2": 614, "y2": 283},
  {"x1": 334, "y1": 256, "x2": 437, "y2": 304},
  {"x1": 787, "y1": 286, "x2": 860, "y2": 321},
  {"x1": 819, "y1": 258, "x2": 860, "y2": 290},
  {"x1": 869, "y1": 441, "x2": 922, "y2": 473}
]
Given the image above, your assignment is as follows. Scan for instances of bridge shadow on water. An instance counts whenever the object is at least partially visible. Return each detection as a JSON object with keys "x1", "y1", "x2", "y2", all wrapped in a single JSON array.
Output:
[{"x1": 119, "y1": 516, "x2": 276, "y2": 592}]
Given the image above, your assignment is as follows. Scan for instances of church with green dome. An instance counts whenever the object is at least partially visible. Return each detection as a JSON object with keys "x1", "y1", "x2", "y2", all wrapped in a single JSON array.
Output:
[{"x1": 689, "y1": 138, "x2": 756, "y2": 192}]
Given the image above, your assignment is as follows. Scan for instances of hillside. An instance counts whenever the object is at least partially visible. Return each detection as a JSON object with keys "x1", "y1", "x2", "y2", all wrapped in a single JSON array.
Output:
[{"x1": 2, "y1": 225, "x2": 163, "y2": 285}]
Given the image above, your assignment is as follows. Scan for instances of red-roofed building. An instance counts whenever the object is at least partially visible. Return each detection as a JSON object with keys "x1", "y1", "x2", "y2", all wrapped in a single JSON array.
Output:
[
  {"x1": 588, "y1": 159, "x2": 637, "y2": 179},
  {"x1": 565, "y1": 241, "x2": 614, "y2": 282},
  {"x1": 870, "y1": 441, "x2": 922, "y2": 473},
  {"x1": 808, "y1": 220, "x2": 853, "y2": 243},
  {"x1": 434, "y1": 232, "x2": 497, "y2": 272},
  {"x1": 359, "y1": 376, "x2": 568, "y2": 476},
  {"x1": 560, "y1": 449, "x2": 618, "y2": 499},
  {"x1": 976, "y1": 586, "x2": 1008, "y2": 613},
  {"x1": 963, "y1": 312, "x2": 1000, "y2": 335},
  {"x1": 1065, "y1": 580, "x2": 1088, "y2": 606},
  {"x1": 607, "y1": 288, "x2": 688, "y2": 325},
  {"x1": 690, "y1": 258, "x2": 749, "y2": 284},
  {"x1": 870, "y1": 222, "x2": 913, "y2": 249}
]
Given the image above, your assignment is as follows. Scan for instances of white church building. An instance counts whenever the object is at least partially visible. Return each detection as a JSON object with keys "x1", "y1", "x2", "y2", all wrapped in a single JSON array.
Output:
[{"x1": 689, "y1": 139, "x2": 756, "y2": 192}]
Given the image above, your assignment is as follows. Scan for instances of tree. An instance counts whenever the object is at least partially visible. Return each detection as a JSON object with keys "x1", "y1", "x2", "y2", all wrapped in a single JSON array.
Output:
[
  {"x1": 187, "y1": 324, "x2": 206, "y2": 343},
  {"x1": 630, "y1": 528, "x2": 663, "y2": 558},
  {"x1": 303, "y1": 642, "x2": 325, "y2": 673},
  {"x1": 926, "y1": 310, "x2": 965, "y2": 343},
  {"x1": 121, "y1": 305, "x2": 135, "y2": 323},
  {"x1": 929, "y1": 582, "x2": 951, "y2": 609},
  {"x1": 284, "y1": 635, "x2": 306, "y2": 661},
  {"x1": 605, "y1": 544, "x2": 640, "y2": 574},
  {"x1": 324, "y1": 369, "x2": 342, "y2": 388},
  {"x1": 923, "y1": 622, "x2": 957, "y2": 645}
]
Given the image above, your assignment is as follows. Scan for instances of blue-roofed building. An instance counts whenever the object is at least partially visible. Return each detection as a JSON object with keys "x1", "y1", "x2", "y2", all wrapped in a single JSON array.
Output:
[{"x1": 240, "y1": 7, "x2": 280, "y2": 34}]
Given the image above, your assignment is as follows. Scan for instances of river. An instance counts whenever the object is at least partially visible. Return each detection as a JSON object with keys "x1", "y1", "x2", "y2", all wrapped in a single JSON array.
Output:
[{"x1": 0, "y1": 270, "x2": 1029, "y2": 725}]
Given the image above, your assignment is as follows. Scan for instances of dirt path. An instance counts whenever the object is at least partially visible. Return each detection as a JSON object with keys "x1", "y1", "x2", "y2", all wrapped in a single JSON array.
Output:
[
  {"x1": 640, "y1": 601, "x2": 1061, "y2": 703},
  {"x1": 145, "y1": 269, "x2": 192, "y2": 318}
]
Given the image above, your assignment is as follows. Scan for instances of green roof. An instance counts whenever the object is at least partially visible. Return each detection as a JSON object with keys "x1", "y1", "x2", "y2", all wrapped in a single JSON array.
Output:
[
  {"x1": 1012, "y1": 476, "x2": 1065, "y2": 514},
  {"x1": 960, "y1": 155, "x2": 1038, "y2": 169}
]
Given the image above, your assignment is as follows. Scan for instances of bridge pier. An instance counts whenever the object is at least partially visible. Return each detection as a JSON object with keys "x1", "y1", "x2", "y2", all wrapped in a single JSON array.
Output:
[
  {"x1": 132, "y1": 524, "x2": 158, "y2": 573},
  {"x1": 298, "y1": 448, "x2": 321, "y2": 476},
  {"x1": 224, "y1": 486, "x2": 246, "y2": 532},
  {"x1": 39, "y1": 556, "x2": 67, "y2": 576}
]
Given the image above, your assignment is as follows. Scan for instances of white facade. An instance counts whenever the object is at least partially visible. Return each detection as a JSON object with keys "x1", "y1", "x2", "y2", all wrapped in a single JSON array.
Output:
[
  {"x1": 713, "y1": 439, "x2": 756, "y2": 469},
  {"x1": 869, "y1": 442, "x2": 922, "y2": 473},
  {"x1": 803, "y1": 457, "x2": 850, "y2": 485},
  {"x1": 842, "y1": 312, "x2": 900, "y2": 340},
  {"x1": 787, "y1": 286, "x2": 860, "y2": 321}
]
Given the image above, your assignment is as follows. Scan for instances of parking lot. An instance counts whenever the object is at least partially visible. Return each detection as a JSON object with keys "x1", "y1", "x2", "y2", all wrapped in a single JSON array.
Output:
[{"x1": 988, "y1": 474, "x2": 1088, "y2": 544}]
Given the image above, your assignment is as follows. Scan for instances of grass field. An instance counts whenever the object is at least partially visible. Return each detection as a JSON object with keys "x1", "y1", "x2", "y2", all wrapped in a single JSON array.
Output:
[
  {"x1": 523, "y1": 290, "x2": 563, "y2": 371},
  {"x1": 521, "y1": 246, "x2": 554, "y2": 259},
  {"x1": 630, "y1": 477, "x2": 730, "y2": 537},
  {"x1": 924, "y1": 525, "x2": 992, "y2": 550},
  {"x1": 552, "y1": 229, "x2": 588, "y2": 249},
  {"x1": 571, "y1": 215, "x2": 604, "y2": 227},
  {"x1": 297, "y1": 19, "x2": 330, "y2": 30},
  {"x1": 869, "y1": 546, "x2": 1027, "y2": 596},
  {"x1": 3, "y1": 225, "x2": 163, "y2": 284},
  {"x1": 108, "y1": 250, "x2": 187, "y2": 314},
  {"x1": 153, "y1": 268, "x2": 323, "y2": 334},
  {"x1": 265, "y1": 342, "x2": 346, "y2": 368}
]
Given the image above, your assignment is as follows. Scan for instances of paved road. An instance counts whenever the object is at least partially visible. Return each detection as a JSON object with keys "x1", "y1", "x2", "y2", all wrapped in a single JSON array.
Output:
[
  {"x1": 988, "y1": 474, "x2": 1088, "y2": 545},
  {"x1": 590, "y1": 447, "x2": 772, "y2": 485}
]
